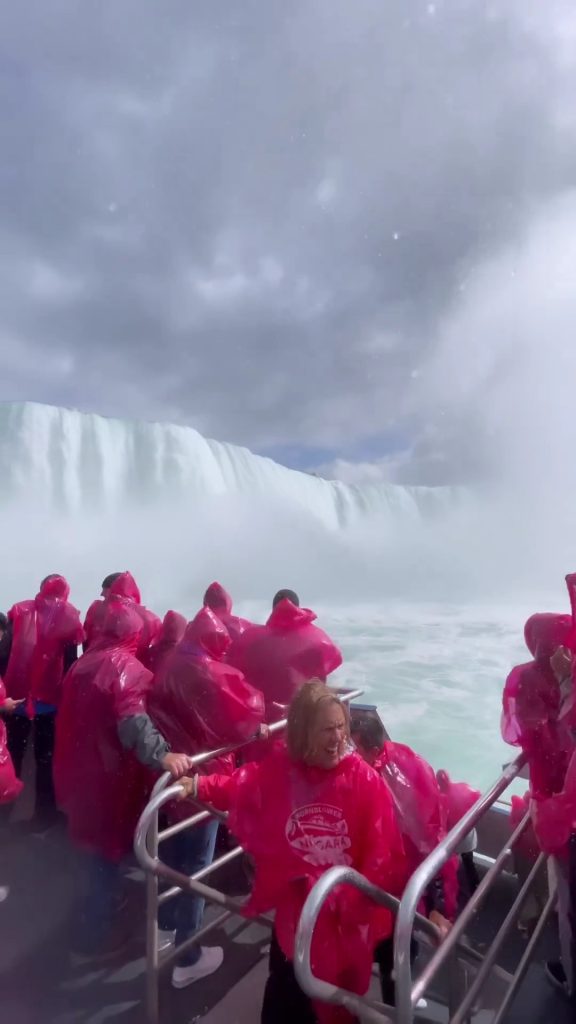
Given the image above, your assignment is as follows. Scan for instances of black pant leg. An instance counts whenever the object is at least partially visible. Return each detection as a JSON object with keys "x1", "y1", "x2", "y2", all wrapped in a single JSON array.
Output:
[
  {"x1": 5, "y1": 715, "x2": 31, "y2": 778},
  {"x1": 374, "y1": 935, "x2": 418, "y2": 1006},
  {"x1": 374, "y1": 936, "x2": 396, "y2": 1006},
  {"x1": 33, "y1": 713, "x2": 57, "y2": 816},
  {"x1": 261, "y1": 933, "x2": 318, "y2": 1024},
  {"x1": 461, "y1": 851, "x2": 480, "y2": 898}
]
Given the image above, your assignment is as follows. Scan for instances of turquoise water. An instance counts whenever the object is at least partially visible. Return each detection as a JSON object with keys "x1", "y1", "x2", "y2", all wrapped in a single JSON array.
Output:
[
  {"x1": 322, "y1": 604, "x2": 531, "y2": 790},
  {"x1": 238, "y1": 602, "x2": 533, "y2": 792}
]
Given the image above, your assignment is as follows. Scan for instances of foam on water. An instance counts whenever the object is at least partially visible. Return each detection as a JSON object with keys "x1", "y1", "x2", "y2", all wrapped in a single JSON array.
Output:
[
  {"x1": 0, "y1": 402, "x2": 452, "y2": 528},
  {"x1": 322, "y1": 604, "x2": 533, "y2": 789}
]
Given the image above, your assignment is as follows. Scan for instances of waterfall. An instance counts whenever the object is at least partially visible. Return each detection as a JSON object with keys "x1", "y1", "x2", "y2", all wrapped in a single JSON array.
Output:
[
  {"x1": 0, "y1": 402, "x2": 451, "y2": 529},
  {"x1": 0, "y1": 402, "x2": 567, "y2": 611},
  {"x1": 0, "y1": 402, "x2": 478, "y2": 612}
]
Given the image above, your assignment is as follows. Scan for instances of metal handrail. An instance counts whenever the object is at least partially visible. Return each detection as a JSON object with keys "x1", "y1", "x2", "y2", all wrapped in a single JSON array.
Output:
[
  {"x1": 134, "y1": 783, "x2": 246, "y2": 912},
  {"x1": 395, "y1": 752, "x2": 531, "y2": 1023},
  {"x1": 449, "y1": 852, "x2": 545, "y2": 1024},
  {"x1": 408, "y1": 810, "x2": 530, "y2": 1007},
  {"x1": 135, "y1": 686, "x2": 364, "y2": 1024},
  {"x1": 293, "y1": 866, "x2": 489, "y2": 1020},
  {"x1": 294, "y1": 865, "x2": 442, "y2": 1020},
  {"x1": 293, "y1": 753, "x2": 541, "y2": 1024},
  {"x1": 136, "y1": 686, "x2": 364, "y2": 880},
  {"x1": 144, "y1": 684, "x2": 365, "y2": 810}
]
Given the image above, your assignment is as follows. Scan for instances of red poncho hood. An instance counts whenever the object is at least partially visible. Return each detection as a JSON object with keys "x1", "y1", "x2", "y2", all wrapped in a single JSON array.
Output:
[
  {"x1": 204, "y1": 582, "x2": 233, "y2": 615},
  {"x1": 36, "y1": 575, "x2": 71, "y2": 602},
  {"x1": 204, "y1": 583, "x2": 253, "y2": 642},
  {"x1": 524, "y1": 613, "x2": 573, "y2": 663},
  {"x1": 161, "y1": 610, "x2": 187, "y2": 645},
  {"x1": 89, "y1": 598, "x2": 143, "y2": 655},
  {"x1": 109, "y1": 571, "x2": 142, "y2": 604},
  {"x1": 147, "y1": 611, "x2": 187, "y2": 676},
  {"x1": 182, "y1": 607, "x2": 231, "y2": 660},
  {"x1": 266, "y1": 599, "x2": 317, "y2": 631},
  {"x1": 87, "y1": 573, "x2": 161, "y2": 667}
]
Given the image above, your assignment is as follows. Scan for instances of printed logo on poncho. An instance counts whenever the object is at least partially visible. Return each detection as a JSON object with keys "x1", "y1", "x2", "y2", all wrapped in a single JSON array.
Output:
[{"x1": 285, "y1": 803, "x2": 352, "y2": 866}]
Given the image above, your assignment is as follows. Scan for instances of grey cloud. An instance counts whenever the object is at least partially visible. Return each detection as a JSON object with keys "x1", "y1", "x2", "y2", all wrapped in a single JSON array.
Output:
[{"x1": 0, "y1": 0, "x2": 575, "y2": 471}]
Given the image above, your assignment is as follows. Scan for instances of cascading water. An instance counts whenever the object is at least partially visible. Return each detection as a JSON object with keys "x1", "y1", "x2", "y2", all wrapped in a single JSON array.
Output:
[
  {"x1": 0, "y1": 401, "x2": 450, "y2": 526},
  {"x1": 0, "y1": 401, "x2": 463, "y2": 610}
]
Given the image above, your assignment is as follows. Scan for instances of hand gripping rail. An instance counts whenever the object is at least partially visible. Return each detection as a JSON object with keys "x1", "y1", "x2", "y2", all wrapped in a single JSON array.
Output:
[
  {"x1": 134, "y1": 687, "x2": 364, "y2": 1024},
  {"x1": 294, "y1": 865, "x2": 444, "y2": 1024}
]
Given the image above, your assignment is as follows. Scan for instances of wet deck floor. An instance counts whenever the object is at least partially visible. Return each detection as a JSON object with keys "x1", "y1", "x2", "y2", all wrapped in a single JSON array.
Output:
[
  {"x1": 0, "y1": 818, "x2": 268, "y2": 1024},
  {"x1": 1, "y1": 813, "x2": 574, "y2": 1024}
]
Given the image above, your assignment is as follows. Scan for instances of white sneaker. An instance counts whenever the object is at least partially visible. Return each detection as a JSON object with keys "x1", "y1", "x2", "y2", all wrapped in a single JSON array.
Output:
[
  {"x1": 172, "y1": 947, "x2": 224, "y2": 988},
  {"x1": 157, "y1": 928, "x2": 176, "y2": 954},
  {"x1": 0, "y1": 887, "x2": 9, "y2": 903}
]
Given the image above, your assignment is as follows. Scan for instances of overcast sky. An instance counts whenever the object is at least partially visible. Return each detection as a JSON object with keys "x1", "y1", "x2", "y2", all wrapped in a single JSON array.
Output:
[{"x1": 1, "y1": 1, "x2": 576, "y2": 484}]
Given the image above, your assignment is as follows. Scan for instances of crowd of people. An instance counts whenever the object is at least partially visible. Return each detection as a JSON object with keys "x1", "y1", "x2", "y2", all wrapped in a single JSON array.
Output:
[{"x1": 1, "y1": 568, "x2": 572, "y2": 1022}]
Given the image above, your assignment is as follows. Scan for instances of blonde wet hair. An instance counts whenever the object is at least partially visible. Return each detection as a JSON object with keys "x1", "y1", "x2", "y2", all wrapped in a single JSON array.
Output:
[{"x1": 286, "y1": 680, "x2": 350, "y2": 764}]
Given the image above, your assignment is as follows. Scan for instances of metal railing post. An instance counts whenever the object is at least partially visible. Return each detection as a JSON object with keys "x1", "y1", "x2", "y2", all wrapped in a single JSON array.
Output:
[
  {"x1": 449, "y1": 853, "x2": 546, "y2": 1024},
  {"x1": 394, "y1": 754, "x2": 526, "y2": 1024},
  {"x1": 145, "y1": 806, "x2": 160, "y2": 1024}
]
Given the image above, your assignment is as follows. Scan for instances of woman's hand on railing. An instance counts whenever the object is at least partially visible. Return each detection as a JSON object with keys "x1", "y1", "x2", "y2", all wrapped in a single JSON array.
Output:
[
  {"x1": 257, "y1": 724, "x2": 271, "y2": 741},
  {"x1": 0, "y1": 697, "x2": 26, "y2": 713},
  {"x1": 177, "y1": 775, "x2": 199, "y2": 800},
  {"x1": 161, "y1": 752, "x2": 195, "y2": 780},
  {"x1": 429, "y1": 910, "x2": 452, "y2": 939}
]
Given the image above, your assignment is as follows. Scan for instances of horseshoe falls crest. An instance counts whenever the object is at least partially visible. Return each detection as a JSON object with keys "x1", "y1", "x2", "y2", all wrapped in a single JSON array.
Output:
[
  {"x1": 0, "y1": 401, "x2": 450, "y2": 525},
  {"x1": 0, "y1": 400, "x2": 561, "y2": 785},
  {"x1": 0, "y1": 400, "x2": 462, "y2": 605}
]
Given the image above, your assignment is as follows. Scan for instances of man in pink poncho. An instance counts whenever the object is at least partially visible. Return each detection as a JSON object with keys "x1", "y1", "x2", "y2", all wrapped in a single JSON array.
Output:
[
  {"x1": 84, "y1": 571, "x2": 162, "y2": 667},
  {"x1": 3, "y1": 574, "x2": 83, "y2": 830},
  {"x1": 227, "y1": 589, "x2": 342, "y2": 723},
  {"x1": 148, "y1": 606, "x2": 266, "y2": 988},
  {"x1": 203, "y1": 581, "x2": 252, "y2": 642}
]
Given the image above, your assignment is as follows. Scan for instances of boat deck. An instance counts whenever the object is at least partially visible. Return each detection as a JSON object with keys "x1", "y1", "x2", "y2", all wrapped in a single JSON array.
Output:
[
  {"x1": 0, "y1": 819, "x2": 572, "y2": 1024},
  {"x1": 0, "y1": 820, "x2": 267, "y2": 1024}
]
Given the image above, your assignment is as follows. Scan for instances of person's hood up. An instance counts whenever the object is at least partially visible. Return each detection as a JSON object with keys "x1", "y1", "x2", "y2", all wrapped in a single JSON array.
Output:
[
  {"x1": 266, "y1": 599, "x2": 317, "y2": 632},
  {"x1": 162, "y1": 610, "x2": 187, "y2": 645},
  {"x1": 36, "y1": 575, "x2": 70, "y2": 602},
  {"x1": 182, "y1": 607, "x2": 231, "y2": 659},
  {"x1": 566, "y1": 573, "x2": 576, "y2": 623},
  {"x1": 90, "y1": 598, "x2": 143, "y2": 654},
  {"x1": 203, "y1": 582, "x2": 233, "y2": 615},
  {"x1": 109, "y1": 571, "x2": 142, "y2": 604},
  {"x1": 524, "y1": 613, "x2": 573, "y2": 663}
]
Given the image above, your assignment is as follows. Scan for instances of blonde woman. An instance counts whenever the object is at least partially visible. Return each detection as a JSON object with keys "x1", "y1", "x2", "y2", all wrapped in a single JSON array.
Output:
[{"x1": 184, "y1": 681, "x2": 406, "y2": 1024}]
